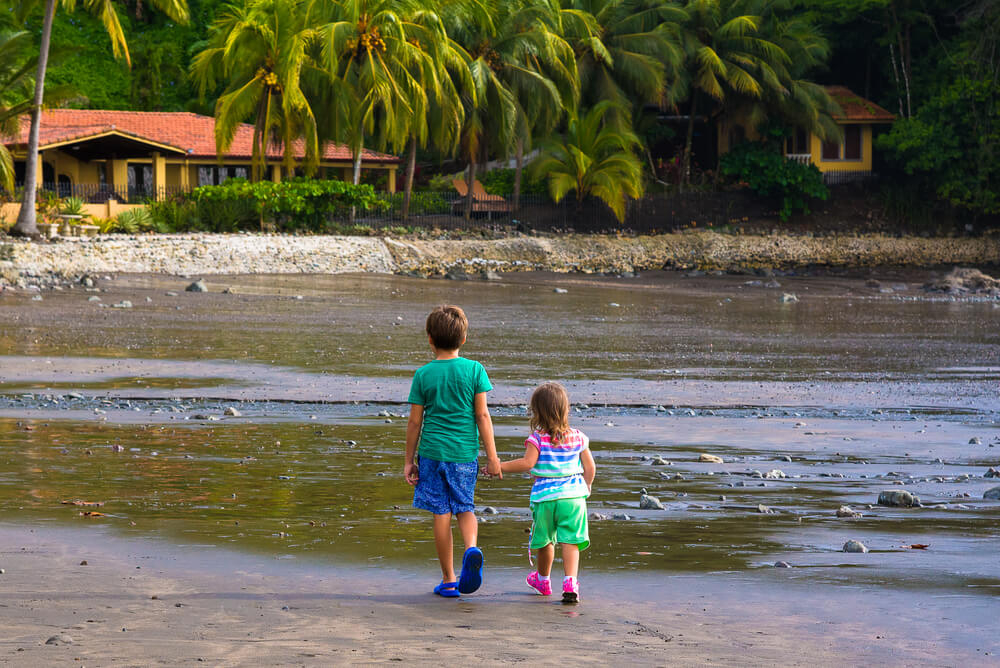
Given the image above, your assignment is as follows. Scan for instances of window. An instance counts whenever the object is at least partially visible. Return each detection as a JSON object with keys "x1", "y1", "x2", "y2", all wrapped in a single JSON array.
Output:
[
  {"x1": 822, "y1": 140, "x2": 841, "y2": 160},
  {"x1": 821, "y1": 126, "x2": 864, "y2": 161},
  {"x1": 197, "y1": 166, "x2": 249, "y2": 186},
  {"x1": 785, "y1": 129, "x2": 809, "y2": 155},
  {"x1": 844, "y1": 126, "x2": 862, "y2": 160}
]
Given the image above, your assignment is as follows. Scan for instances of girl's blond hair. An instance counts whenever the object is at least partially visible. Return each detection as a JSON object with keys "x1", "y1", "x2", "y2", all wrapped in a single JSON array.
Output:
[{"x1": 529, "y1": 382, "x2": 571, "y2": 444}]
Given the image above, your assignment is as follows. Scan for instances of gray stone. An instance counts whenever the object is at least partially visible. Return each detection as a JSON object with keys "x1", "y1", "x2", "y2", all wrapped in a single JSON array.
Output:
[
  {"x1": 649, "y1": 456, "x2": 669, "y2": 466},
  {"x1": 87, "y1": 296, "x2": 101, "y2": 302},
  {"x1": 45, "y1": 634, "x2": 74, "y2": 645},
  {"x1": 781, "y1": 293, "x2": 799, "y2": 303},
  {"x1": 185, "y1": 279, "x2": 207, "y2": 292},
  {"x1": 165, "y1": 291, "x2": 179, "y2": 297},
  {"x1": 774, "y1": 561, "x2": 792, "y2": 568},
  {"x1": 553, "y1": 288, "x2": 568, "y2": 294},
  {"x1": 611, "y1": 513, "x2": 632, "y2": 521},
  {"x1": 699, "y1": 453, "x2": 724, "y2": 463},
  {"x1": 481, "y1": 270, "x2": 502, "y2": 281},
  {"x1": 756, "y1": 504, "x2": 775, "y2": 514},
  {"x1": 984, "y1": 486, "x2": 1000, "y2": 500},
  {"x1": 878, "y1": 490, "x2": 921, "y2": 507},
  {"x1": 842, "y1": 540, "x2": 869, "y2": 553},
  {"x1": 969, "y1": 437, "x2": 983, "y2": 445},
  {"x1": 80, "y1": 276, "x2": 95, "y2": 288},
  {"x1": 112, "y1": 301, "x2": 132, "y2": 309},
  {"x1": 444, "y1": 271, "x2": 470, "y2": 281},
  {"x1": 781, "y1": 455, "x2": 792, "y2": 462},
  {"x1": 639, "y1": 488, "x2": 665, "y2": 510},
  {"x1": 836, "y1": 505, "x2": 862, "y2": 518},
  {"x1": 764, "y1": 469, "x2": 787, "y2": 479},
  {"x1": 764, "y1": 280, "x2": 782, "y2": 289},
  {"x1": 223, "y1": 407, "x2": 242, "y2": 417},
  {"x1": 590, "y1": 513, "x2": 610, "y2": 521},
  {"x1": 481, "y1": 506, "x2": 498, "y2": 515},
  {"x1": 984, "y1": 467, "x2": 1000, "y2": 479},
  {"x1": 190, "y1": 414, "x2": 212, "y2": 421}
]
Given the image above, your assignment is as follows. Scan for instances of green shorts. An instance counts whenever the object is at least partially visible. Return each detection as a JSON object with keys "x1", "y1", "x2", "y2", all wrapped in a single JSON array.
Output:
[{"x1": 530, "y1": 497, "x2": 590, "y2": 551}]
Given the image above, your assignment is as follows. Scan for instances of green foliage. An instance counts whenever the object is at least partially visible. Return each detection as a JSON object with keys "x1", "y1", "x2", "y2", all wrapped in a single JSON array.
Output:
[
  {"x1": 187, "y1": 178, "x2": 388, "y2": 232},
  {"x1": 478, "y1": 169, "x2": 547, "y2": 196},
  {"x1": 382, "y1": 191, "x2": 451, "y2": 216},
  {"x1": 145, "y1": 196, "x2": 200, "y2": 231},
  {"x1": 113, "y1": 207, "x2": 157, "y2": 233},
  {"x1": 720, "y1": 141, "x2": 828, "y2": 221},
  {"x1": 58, "y1": 196, "x2": 86, "y2": 216},
  {"x1": 877, "y1": 75, "x2": 999, "y2": 216},
  {"x1": 531, "y1": 101, "x2": 645, "y2": 222}
]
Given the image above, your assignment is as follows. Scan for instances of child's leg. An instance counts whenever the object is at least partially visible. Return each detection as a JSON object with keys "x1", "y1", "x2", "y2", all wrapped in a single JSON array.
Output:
[
  {"x1": 433, "y1": 512, "x2": 456, "y2": 582},
  {"x1": 561, "y1": 543, "x2": 580, "y2": 578},
  {"x1": 535, "y1": 543, "x2": 555, "y2": 576},
  {"x1": 455, "y1": 510, "x2": 478, "y2": 550}
]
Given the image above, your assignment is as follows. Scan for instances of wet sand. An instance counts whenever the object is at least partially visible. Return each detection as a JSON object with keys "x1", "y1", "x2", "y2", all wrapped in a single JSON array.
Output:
[
  {"x1": 2, "y1": 524, "x2": 994, "y2": 666},
  {"x1": 0, "y1": 270, "x2": 997, "y2": 665}
]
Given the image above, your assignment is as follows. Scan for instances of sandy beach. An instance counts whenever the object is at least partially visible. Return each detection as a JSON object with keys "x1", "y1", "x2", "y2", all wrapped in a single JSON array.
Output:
[{"x1": 2, "y1": 524, "x2": 994, "y2": 666}]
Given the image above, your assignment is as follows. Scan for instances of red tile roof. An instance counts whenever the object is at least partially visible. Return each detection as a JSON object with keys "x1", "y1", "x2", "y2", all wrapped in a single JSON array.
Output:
[
  {"x1": 825, "y1": 86, "x2": 896, "y2": 123},
  {"x1": 7, "y1": 109, "x2": 399, "y2": 164}
]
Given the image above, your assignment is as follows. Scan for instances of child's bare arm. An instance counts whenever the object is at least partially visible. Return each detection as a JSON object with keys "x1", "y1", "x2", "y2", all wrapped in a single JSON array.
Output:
[
  {"x1": 404, "y1": 404, "x2": 423, "y2": 485},
  {"x1": 474, "y1": 392, "x2": 502, "y2": 478},
  {"x1": 581, "y1": 448, "x2": 596, "y2": 489},
  {"x1": 499, "y1": 443, "x2": 539, "y2": 474}
]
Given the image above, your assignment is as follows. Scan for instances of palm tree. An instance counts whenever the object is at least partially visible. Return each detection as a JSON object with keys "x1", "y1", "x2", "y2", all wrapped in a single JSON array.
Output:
[
  {"x1": 191, "y1": 0, "x2": 320, "y2": 181},
  {"x1": 307, "y1": 0, "x2": 433, "y2": 188},
  {"x1": 11, "y1": 0, "x2": 188, "y2": 237},
  {"x1": 0, "y1": 28, "x2": 36, "y2": 194},
  {"x1": 564, "y1": 0, "x2": 687, "y2": 125},
  {"x1": 531, "y1": 100, "x2": 644, "y2": 222},
  {"x1": 445, "y1": 0, "x2": 578, "y2": 218},
  {"x1": 676, "y1": 0, "x2": 790, "y2": 189},
  {"x1": 399, "y1": 6, "x2": 470, "y2": 221}
]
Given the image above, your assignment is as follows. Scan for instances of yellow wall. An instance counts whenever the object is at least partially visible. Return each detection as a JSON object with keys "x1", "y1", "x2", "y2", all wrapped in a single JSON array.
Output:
[{"x1": 811, "y1": 123, "x2": 873, "y2": 173}]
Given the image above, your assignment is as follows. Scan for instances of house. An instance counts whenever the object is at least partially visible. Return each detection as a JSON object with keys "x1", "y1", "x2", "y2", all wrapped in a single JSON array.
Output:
[
  {"x1": 719, "y1": 86, "x2": 896, "y2": 182},
  {"x1": 4, "y1": 109, "x2": 400, "y2": 202}
]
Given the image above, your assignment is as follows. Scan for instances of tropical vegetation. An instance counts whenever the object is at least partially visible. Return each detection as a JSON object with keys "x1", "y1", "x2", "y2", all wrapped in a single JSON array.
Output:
[{"x1": 1, "y1": 0, "x2": 998, "y2": 231}]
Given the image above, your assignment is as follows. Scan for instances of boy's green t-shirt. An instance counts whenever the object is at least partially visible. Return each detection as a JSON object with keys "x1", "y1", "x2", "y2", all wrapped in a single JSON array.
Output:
[{"x1": 408, "y1": 357, "x2": 492, "y2": 463}]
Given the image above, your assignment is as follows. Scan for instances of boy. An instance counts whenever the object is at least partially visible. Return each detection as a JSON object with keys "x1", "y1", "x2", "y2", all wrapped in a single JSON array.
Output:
[{"x1": 405, "y1": 305, "x2": 502, "y2": 597}]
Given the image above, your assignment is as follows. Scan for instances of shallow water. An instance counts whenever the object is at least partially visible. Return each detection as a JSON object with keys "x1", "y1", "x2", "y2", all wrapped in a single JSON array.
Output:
[{"x1": 0, "y1": 271, "x2": 998, "y2": 600}]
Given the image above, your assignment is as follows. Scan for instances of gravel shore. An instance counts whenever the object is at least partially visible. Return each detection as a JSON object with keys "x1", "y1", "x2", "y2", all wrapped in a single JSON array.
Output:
[{"x1": 2, "y1": 231, "x2": 998, "y2": 286}]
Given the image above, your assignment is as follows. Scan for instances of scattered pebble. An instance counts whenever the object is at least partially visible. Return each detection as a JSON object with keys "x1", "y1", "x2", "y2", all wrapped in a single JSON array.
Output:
[
  {"x1": 774, "y1": 561, "x2": 791, "y2": 568},
  {"x1": 45, "y1": 634, "x2": 73, "y2": 646}
]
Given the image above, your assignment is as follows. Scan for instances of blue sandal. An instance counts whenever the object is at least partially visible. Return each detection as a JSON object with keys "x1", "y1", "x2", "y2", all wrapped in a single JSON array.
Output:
[
  {"x1": 434, "y1": 581, "x2": 459, "y2": 598},
  {"x1": 457, "y1": 547, "x2": 484, "y2": 594}
]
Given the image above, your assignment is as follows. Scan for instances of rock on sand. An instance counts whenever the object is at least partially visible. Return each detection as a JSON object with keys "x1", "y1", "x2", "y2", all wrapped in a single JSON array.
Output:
[
  {"x1": 877, "y1": 490, "x2": 921, "y2": 507},
  {"x1": 699, "y1": 453, "x2": 724, "y2": 463},
  {"x1": 843, "y1": 540, "x2": 869, "y2": 553}
]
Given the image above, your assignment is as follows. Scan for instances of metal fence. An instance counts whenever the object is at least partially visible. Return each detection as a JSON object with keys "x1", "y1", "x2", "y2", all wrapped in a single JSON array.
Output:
[
  {"x1": 359, "y1": 190, "x2": 772, "y2": 234},
  {"x1": 12, "y1": 182, "x2": 189, "y2": 203}
]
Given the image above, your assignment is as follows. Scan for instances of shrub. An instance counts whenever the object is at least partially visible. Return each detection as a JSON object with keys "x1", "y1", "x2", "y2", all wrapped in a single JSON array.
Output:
[
  {"x1": 720, "y1": 141, "x2": 828, "y2": 221},
  {"x1": 146, "y1": 197, "x2": 201, "y2": 232},
  {"x1": 478, "y1": 168, "x2": 547, "y2": 196},
  {"x1": 112, "y1": 207, "x2": 158, "y2": 234},
  {"x1": 58, "y1": 196, "x2": 87, "y2": 217},
  {"x1": 189, "y1": 178, "x2": 387, "y2": 232}
]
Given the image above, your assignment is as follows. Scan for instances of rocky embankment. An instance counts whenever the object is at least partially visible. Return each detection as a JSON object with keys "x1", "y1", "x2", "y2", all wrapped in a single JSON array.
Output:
[{"x1": 1, "y1": 231, "x2": 999, "y2": 287}]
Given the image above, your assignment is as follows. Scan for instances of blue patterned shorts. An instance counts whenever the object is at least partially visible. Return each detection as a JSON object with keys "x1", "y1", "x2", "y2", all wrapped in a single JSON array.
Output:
[{"x1": 413, "y1": 457, "x2": 478, "y2": 515}]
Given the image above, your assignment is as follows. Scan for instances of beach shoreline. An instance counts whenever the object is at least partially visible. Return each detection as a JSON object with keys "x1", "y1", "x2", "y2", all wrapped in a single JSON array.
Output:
[
  {"x1": 2, "y1": 231, "x2": 999, "y2": 289},
  {"x1": 1, "y1": 523, "x2": 993, "y2": 666}
]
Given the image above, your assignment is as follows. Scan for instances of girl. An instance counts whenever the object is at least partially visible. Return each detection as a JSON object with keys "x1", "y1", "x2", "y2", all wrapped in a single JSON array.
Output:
[{"x1": 498, "y1": 382, "x2": 596, "y2": 602}]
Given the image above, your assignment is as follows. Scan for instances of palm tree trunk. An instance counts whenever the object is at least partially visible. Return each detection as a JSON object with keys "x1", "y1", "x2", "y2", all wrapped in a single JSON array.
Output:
[
  {"x1": 513, "y1": 137, "x2": 524, "y2": 213},
  {"x1": 401, "y1": 137, "x2": 416, "y2": 222},
  {"x1": 681, "y1": 93, "x2": 697, "y2": 193},
  {"x1": 350, "y1": 139, "x2": 362, "y2": 224},
  {"x1": 463, "y1": 159, "x2": 476, "y2": 221},
  {"x1": 13, "y1": 0, "x2": 56, "y2": 238}
]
